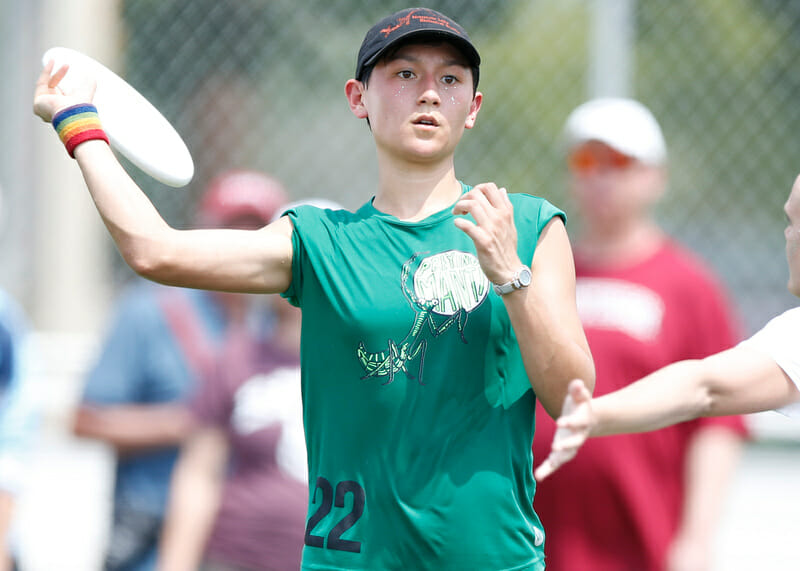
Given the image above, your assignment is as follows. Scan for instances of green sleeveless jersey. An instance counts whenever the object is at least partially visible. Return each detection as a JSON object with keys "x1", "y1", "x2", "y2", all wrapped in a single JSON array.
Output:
[{"x1": 283, "y1": 184, "x2": 565, "y2": 570}]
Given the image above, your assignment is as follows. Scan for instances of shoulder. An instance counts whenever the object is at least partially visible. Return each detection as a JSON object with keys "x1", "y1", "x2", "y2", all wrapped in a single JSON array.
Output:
[
  {"x1": 508, "y1": 191, "x2": 561, "y2": 210},
  {"x1": 285, "y1": 203, "x2": 354, "y2": 226},
  {"x1": 741, "y1": 307, "x2": 800, "y2": 414},
  {"x1": 284, "y1": 203, "x2": 359, "y2": 245},
  {"x1": 750, "y1": 307, "x2": 800, "y2": 339},
  {"x1": 507, "y1": 192, "x2": 567, "y2": 228},
  {"x1": 739, "y1": 307, "x2": 800, "y2": 366},
  {"x1": 285, "y1": 203, "x2": 372, "y2": 260},
  {"x1": 513, "y1": 194, "x2": 567, "y2": 249}
]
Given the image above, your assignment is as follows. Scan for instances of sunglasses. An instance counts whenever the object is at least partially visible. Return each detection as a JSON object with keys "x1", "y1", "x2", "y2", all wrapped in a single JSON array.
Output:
[{"x1": 568, "y1": 145, "x2": 636, "y2": 173}]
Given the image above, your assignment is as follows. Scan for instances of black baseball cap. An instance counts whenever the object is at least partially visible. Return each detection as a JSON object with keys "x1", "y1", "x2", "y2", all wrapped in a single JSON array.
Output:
[{"x1": 355, "y1": 7, "x2": 481, "y2": 88}]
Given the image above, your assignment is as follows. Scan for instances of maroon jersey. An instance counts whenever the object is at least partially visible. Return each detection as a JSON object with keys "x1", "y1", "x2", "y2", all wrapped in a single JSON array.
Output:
[
  {"x1": 193, "y1": 341, "x2": 307, "y2": 570},
  {"x1": 532, "y1": 240, "x2": 748, "y2": 571}
]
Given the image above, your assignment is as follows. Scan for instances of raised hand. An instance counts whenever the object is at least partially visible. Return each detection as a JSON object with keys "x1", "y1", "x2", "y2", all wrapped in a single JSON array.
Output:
[
  {"x1": 452, "y1": 182, "x2": 522, "y2": 285},
  {"x1": 533, "y1": 379, "x2": 594, "y2": 481},
  {"x1": 33, "y1": 60, "x2": 96, "y2": 123}
]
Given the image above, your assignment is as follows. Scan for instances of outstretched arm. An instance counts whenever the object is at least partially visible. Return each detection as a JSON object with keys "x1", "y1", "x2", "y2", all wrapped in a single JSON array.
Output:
[
  {"x1": 535, "y1": 345, "x2": 800, "y2": 480},
  {"x1": 592, "y1": 346, "x2": 796, "y2": 433},
  {"x1": 33, "y1": 61, "x2": 293, "y2": 294},
  {"x1": 72, "y1": 403, "x2": 195, "y2": 455}
]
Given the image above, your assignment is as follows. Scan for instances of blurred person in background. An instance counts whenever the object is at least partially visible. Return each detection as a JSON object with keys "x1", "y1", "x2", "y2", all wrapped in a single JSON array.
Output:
[
  {"x1": 158, "y1": 199, "x2": 341, "y2": 571},
  {"x1": 531, "y1": 98, "x2": 748, "y2": 571},
  {"x1": 72, "y1": 171, "x2": 288, "y2": 571},
  {"x1": 535, "y1": 171, "x2": 800, "y2": 472},
  {"x1": 0, "y1": 286, "x2": 35, "y2": 571},
  {"x1": 158, "y1": 293, "x2": 306, "y2": 571}
]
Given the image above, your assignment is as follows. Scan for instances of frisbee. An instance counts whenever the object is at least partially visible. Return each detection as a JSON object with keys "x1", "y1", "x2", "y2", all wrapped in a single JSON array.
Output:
[{"x1": 42, "y1": 47, "x2": 194, "y2": 188}]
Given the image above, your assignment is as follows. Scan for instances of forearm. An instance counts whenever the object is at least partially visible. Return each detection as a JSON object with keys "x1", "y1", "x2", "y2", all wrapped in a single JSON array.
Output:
[
  {"x1": 73, "y1": 404, "x2": 195, "y2": 454},
  {"x1": 591, "y1": 360, "x2": 712, "y2": 436},
  {"x1": 591, "y1": 345, "x2": 795, "y2": 436},
  {"x1": 72, "y1": 142, "x2": 294, "y2": 293},
  {"x1": 159, "y1": 430, "x2": 227, "y2": 571},
  {"x1": 74, "y1": 141, "x2": 177, "y2": 278},
  {"x1": 159, "y1": 469, "x2": 222, "y2": 571}
]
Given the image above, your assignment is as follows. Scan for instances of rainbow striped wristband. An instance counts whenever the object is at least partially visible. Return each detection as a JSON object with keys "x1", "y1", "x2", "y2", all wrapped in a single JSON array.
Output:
[{"x1": 52, "y1": 103, "x2": 109, "y2": 158}]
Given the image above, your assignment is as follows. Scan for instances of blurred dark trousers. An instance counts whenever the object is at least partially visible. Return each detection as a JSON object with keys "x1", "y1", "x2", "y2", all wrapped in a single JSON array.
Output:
[{"x1": 103, "y1": 505, "x2": 162, "y2": 571}]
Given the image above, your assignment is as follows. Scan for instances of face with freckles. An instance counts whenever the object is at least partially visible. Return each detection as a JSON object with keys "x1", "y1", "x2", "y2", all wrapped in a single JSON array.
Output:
[
  {"x1": 345, "y1": 42, "x2": 482, "y2": 165},
  {"x1": 785, "y1": 175, "x2": 800, "y2": 297}
]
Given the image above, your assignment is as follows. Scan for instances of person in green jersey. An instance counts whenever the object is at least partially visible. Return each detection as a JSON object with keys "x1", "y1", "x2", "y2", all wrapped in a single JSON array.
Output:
[{"x1": 34, "y1": 7, "x2": 595, "y2": 570}]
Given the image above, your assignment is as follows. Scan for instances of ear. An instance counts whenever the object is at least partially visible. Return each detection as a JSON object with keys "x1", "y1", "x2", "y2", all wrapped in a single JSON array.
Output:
[
  {"x1": 464, "y1": 91, "x2": 483, "y2": 130},
  {"x1": 345, "y1": 79, "x2": 369, "y2": 119}
]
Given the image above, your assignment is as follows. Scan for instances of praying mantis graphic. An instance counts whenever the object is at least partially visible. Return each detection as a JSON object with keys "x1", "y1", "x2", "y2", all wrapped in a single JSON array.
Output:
[{"x1": 356, "y1": 253, "x2": 469, "y2": 385}]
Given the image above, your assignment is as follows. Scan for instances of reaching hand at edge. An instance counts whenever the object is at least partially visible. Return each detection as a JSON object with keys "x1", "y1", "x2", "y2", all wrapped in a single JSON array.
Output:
[{"x1": 533, "y1": 379, "x2": 594, "y2": 481}]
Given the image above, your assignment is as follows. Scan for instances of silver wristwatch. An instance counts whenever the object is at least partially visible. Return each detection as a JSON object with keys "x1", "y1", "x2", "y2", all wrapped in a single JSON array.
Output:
[{"x1": 492, "y1": 265, "x2": 532, "y2": 295}]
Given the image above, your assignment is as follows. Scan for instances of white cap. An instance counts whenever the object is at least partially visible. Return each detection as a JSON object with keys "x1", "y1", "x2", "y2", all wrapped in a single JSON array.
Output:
[{"x1": 563, "y1": 97, "x2": 667, "y2": 165}]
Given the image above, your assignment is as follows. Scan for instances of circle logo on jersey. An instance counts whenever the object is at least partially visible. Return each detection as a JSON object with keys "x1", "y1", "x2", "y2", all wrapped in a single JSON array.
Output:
[
  {"x1": 356, "y1": 251, "x2": 489, "y2": 385},
  {"x1": 413, "y1": 250, "x2": 489, "y2": 315}
]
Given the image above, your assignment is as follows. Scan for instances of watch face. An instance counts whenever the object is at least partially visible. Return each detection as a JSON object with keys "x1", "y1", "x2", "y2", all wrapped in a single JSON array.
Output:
[{"x1": 518, "y1": 266, "x2": 532, "y2": 286}]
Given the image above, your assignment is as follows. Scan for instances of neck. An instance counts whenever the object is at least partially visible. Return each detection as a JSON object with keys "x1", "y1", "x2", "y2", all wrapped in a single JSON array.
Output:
[
  {"x1": 372, "y1": 154, "x2": 461, "y2": 221},
  {"x1": 575, "y1": 220, "x2": 666, "y2": 267}
]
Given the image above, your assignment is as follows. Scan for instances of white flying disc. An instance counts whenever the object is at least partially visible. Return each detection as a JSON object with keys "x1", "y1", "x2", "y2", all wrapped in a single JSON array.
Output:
[{"x1": 42, "y1": 47, "x2": 194, "y2": 188}]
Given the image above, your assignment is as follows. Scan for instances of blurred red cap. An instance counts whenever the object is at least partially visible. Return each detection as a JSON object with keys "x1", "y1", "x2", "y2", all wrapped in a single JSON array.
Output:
[{"x1": 196, "y1": 170, "x2": 289, "y2": 228}]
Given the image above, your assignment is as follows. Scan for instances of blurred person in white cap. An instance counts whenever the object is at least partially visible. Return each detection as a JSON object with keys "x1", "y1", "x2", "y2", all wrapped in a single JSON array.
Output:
[
  {"x1": 158, "y1": 291, "x2": 308, "y2": 571},
  {"x1": 72, "y1": 170, "x2": 287, "y2": 571},
  {"x1": 536, "y1": 165, "x2": 800, "y2": 507},
  {"x1": 531, "y1": 97, "x2": 748, "y2": 571}
]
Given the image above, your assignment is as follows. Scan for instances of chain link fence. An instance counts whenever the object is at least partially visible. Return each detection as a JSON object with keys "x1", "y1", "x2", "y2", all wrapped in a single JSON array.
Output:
[
  {"x1": 3, "y1": 3, "x2": 800, "y2": 567},
  {"x1": 0, "y1": 0, "x2": 796, "y2": 333},
  {"x1": 109, "y1": 0, "x2": 800, "y2": 334}
]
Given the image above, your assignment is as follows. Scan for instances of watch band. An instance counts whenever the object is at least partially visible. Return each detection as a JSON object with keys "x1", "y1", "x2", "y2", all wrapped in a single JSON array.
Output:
[
  {"x1": 492, "y1": 265, "x2": 531, "y2": 295},
  {"x1": 492, "y1": 280, "x2": 517, "y2": 295}
]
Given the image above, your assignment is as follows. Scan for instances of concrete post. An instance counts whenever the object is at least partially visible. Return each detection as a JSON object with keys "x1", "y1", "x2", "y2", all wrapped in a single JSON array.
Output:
[
  {"x1": 32, "y1": 0, "x2": 122, "y2": 333},
  {"x1": 589, "y1": 0, "x2": 635, "y2": 98}
]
